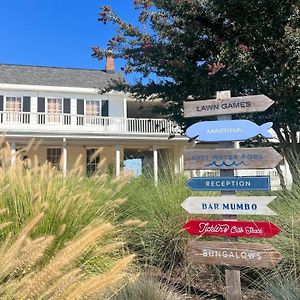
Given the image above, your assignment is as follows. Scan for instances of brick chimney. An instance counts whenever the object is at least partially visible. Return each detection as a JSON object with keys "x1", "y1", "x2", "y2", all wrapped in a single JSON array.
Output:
[{"x1": 105, "y1": 53, "x2": 115, "y2": 73}]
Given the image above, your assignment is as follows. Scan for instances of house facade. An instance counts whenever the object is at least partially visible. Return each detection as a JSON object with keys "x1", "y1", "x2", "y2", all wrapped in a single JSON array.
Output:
[{"x1": 0, "y1": 62, "x2": 187, "y2": 179}]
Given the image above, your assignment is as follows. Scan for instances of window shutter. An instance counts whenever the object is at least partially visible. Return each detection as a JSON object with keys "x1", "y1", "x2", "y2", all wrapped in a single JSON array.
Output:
[
  {"x1": 37, "y1": 97, "x2": 45, "y2": 112},
  {"x1": 0, "y1": 95, "x2": 3, "y2": 111},
  {"x1": 63, "y1": 98, "x2": 71, "y2": 114},
  {"x1": 101, "y1": 100, "x2": 109, "y2": 117},
  {"x1": 23, "y1": 96, "x2": 31, "y2": 112},
  {"x1": 77, "y1": 99, "x2": 84, "y2": 115}
]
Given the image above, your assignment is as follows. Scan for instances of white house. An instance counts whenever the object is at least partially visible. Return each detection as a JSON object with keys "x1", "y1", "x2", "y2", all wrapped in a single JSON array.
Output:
[{"x1": 0, "y1": 60, "x2": 187, "y2": 179}]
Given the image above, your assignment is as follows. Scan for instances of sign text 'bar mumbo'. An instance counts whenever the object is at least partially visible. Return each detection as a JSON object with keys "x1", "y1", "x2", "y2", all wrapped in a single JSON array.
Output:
[
  {"x1": 184, "y1": 147, "x2": 283, "y2": 170},
  {"x1": 184, "y1": 94, "x2": 274, "y2": 118},
  {"x1": 183, "y1": 220, "x2": 280, "y2": 238},
  {"x1": 181, "y1": 196, "x2": 277, "y2": 216},
  {"x1": 188, "y1": 240, "x2": 282, "y2": 268},
  {"x1": 185, "y1": 176, "x2": 270, "y2": 191}
]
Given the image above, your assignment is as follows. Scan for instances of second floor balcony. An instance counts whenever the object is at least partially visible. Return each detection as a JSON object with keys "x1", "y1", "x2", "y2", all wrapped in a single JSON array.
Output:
[{"x1": 0, "y1": 111, "x2": 181, "y2": 136}]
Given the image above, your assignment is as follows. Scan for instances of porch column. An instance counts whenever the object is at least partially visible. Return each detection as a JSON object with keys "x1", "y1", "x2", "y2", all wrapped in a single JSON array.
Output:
[
  {"x1": 116, "y1": 144, "x2": 121, "y2": 177},
  {"x1": 174, "y1": 146, "x2": 182, "y2": 174},
  {"x1": 123, "y1": 98, "x2": 128, "y2": 133},
  {"x1": 62, "y1": 138, "x2": 67, "y2": 177},
  {"x1": 153, "y1": 146, "x2": 158, "y2": 183},
  {"x1": 10, "y1": 141, "x2": 16, "y2": 166},
  {"x1": 179, "y1": 147, "x2": 184, "y2": 173}
]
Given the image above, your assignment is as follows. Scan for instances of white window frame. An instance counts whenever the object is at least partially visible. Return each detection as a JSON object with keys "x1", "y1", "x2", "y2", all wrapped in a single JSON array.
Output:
[
  {"x1": 46, "y1": 98, "x2": 62, "y2": 123},
  {"x1": 46, "y1": 98, "x2": 62, "y2": 114},
  {"x1": 5, "y1": 96, "x2": 22, "y2": 112},
  {"x1": 84, "y1": 99, "x2": 109, "y2": 117}
]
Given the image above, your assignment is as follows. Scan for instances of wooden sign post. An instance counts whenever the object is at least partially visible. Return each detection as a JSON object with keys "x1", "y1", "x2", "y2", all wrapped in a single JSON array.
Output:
[
  {"x1": 188, "y1": 240, "x2": 282, "y2": 268},
  {"x1": 182, "y1": 90, "x2": 281, "y2": 300},
  {"x1": 217, "y1": 90, "x2": 241, "y2": 300},
  {"x1": 184, "y1": 147, "x2": 283, "y2": 170},
  {"x1": 184, "y1": 94, "x2": 274, "y2": 117}
]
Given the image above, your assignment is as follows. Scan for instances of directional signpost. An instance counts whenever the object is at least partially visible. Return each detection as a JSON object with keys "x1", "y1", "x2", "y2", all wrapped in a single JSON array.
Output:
[
  {"x1": 182, "y1": 90, "x2": 282, "y2": 300},
  {"x1": 183, "y1": 220, "x2": 281, "y2": 238},
  {"x1": 184, "y1": 147, "x2": 283, "y2": 170},
  {"x1": 181, "y1": 196, "x2": 276, "y2": 215},
  {"x1": 186, "y1": 176, "x2": 270, "y2": 191},
  {"x1": 188, "y1": 240, "x2": 282, "y2": 269}
]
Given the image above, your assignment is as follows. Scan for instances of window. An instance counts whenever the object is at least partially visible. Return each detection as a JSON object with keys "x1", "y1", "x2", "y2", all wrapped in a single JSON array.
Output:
[
  {"x1": 47, "y1": 98, "x2": 62, "y2": 123},
  {"x1": 6, "y1": 97, "x2": 21, "y2": 112},
  {"x1": 86, "y1": 100, "x2": 100, "y2": 125},
  {"x1": 6, "y1": 97, "x2": 21, "y2": 122},
  {"x1": 86, "y1": 148, "x2": 100, "y2": 175},
  {"x1": 86, "y1": 100, "x2": 100, "y2": 116},
  {"x1": 47, "y1": 148, "x2": 61, "y2": 168}
]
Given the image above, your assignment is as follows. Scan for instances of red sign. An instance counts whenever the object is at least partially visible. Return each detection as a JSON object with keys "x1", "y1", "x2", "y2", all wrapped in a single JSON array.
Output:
[{"x1": 183, "y1": 220, "x2": 280, "y2": 238}]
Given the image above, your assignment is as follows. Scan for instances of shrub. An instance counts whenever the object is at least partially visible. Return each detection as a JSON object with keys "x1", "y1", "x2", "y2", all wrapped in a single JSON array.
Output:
[{"x1": 111, "y1": 276, "x2": 186, "y2": 300}]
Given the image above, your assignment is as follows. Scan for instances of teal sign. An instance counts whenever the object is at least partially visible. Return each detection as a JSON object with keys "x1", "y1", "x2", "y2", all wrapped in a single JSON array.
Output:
[
  {"x1": 186, "y1": 176, "x2": 271, "y2": 191},
  {"x1": 185, "y1": 120, "x2": 273, "y2": 142}
]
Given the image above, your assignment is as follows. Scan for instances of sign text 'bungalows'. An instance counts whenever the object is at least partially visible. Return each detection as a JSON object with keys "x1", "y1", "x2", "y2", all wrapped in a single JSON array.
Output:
[
  {"x1": 188, "y1": 240, "x2": 282, "y2": 268},
  {"x1": 184, "y1": 147, "x2": 283, "y2": 170},
  {"x1": 184, "y1": 94, "x2": 274, "y2": 118},
  {"x1": 185, "y1": 176, "x2": 270, "y2": 191},
  {"x1": 181, "y1": 196, "x2": 276, "y2": 215},
  {"x1": 183, "y1": 220, "x2": 280, "y2": 238}
]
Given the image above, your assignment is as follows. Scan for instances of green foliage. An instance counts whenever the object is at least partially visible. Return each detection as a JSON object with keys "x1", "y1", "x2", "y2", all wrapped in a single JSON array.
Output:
[
  {"x1": 0, "y1": 147, "x2": 130, "y2": 270},
  {"x1": 261, "y1": 270, "x2": 300, "y2": 300},
  {"x1": 117, "y1": 175, "x2": 214, "y2": 271},
  {"x1": 95, "y1": 0, "x2": 300, "y2": 171},
  {"x1": 111, "y1": 276, "x2": 186, "y2": 300}
]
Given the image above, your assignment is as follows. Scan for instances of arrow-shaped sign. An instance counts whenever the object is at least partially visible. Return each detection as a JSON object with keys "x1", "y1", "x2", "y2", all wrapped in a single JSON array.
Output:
[
  {"x1": 183, "y1": 220, "x2": 280, "y2": 238},
  {"x1": 188, "y1": 240, "x2": 282, "y2": 268},
  {"x1": 186, "y1": 176, "x2": 270, "y2": 191},
  {"x1": 185, "y1": 120, "x2": 273, "y2": 142},
  {"x1": 181, "y1": 196, "x2": 276, "y2": 215},
  {"x1": 184, "y1": 94, "x2": 274, "y2": 118},
  {"x1": 184, "y1": 147, "x2": 283, "y2": 170}
]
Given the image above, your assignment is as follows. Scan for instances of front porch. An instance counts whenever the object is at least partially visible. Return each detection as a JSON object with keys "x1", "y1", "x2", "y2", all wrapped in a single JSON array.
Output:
[{"x1": 7, "y1": 137, "x2": 186, "y2": 182}]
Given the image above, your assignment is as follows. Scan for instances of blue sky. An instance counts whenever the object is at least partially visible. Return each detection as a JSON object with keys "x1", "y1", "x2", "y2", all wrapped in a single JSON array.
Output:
[{"x1": 0, "y1": 0, "x2": 140, "y2": 81}]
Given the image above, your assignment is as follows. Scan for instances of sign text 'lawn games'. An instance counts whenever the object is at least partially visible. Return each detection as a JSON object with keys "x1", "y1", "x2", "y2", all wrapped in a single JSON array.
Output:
[
  {"x1": 183, "y1": 220, "x2": 280, "y2": 238},
  {"x1": 181, "y1": 196, "x2": 276, "y2": 215},
  {"x1": 184, "y1": 94, "x2": 274, "y2": 117},
  {"x1": 188, "y1": 240, "x2": 282, "y2": 269},
  {"x1": 184, "y1": 147, "x2": 283, "y2": 170},
  {"x1": 185, "y1": 176, "x2": 270, "y2": 191},
  {"x1": 185, "y1": 120, "x2": 273, "y2": 142}
]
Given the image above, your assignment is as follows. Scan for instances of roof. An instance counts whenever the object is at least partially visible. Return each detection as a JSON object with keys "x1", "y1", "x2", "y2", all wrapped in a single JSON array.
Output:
[{"x1": 0, "y1": 63, "x2": 124, "y2": 89}]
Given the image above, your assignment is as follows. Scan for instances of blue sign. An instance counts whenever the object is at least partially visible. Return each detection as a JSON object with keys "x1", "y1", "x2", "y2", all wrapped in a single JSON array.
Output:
[
  {"x1": 185, "y1": 120, "x2": 273, "y2": 142},
  {"x1": 186, "y1": 176, "x2": 271, "y2": 191}
]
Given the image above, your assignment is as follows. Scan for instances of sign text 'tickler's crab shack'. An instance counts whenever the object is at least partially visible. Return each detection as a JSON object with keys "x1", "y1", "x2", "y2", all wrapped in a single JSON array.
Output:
[{"x1": 182, "y1": 91, "x2": 283, "y2": 300}]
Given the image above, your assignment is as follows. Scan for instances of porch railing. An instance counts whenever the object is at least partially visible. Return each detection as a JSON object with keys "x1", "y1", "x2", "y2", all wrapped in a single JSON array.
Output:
[{"x1": 0, "y1": 112, "x2": 180, "y2": 135}]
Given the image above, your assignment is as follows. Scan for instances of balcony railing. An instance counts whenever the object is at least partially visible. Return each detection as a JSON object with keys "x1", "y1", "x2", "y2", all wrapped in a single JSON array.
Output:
[{"x1": 0, "y1": 112, "x2": 181, "y2": 135}]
